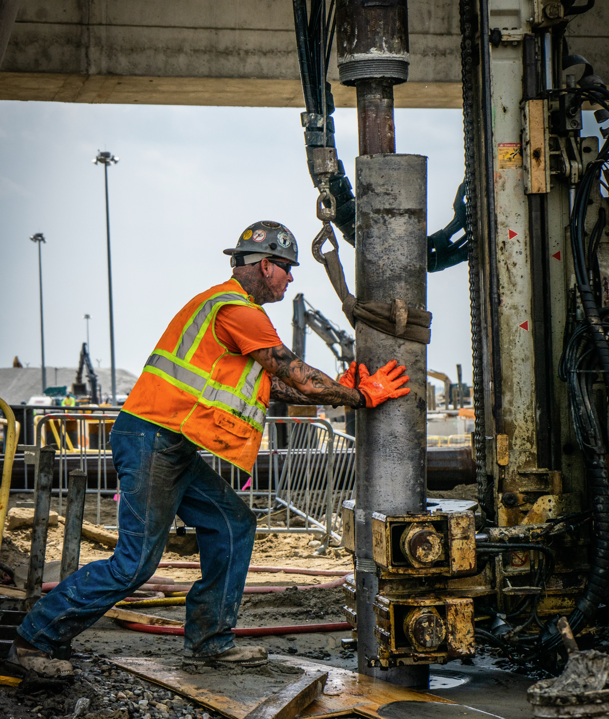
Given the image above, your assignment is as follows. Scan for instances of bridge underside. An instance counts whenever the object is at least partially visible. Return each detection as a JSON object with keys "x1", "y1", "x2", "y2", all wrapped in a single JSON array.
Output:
[
  {"x1": 0, "y1": 73, "x2": 462, "y2": 108},
  {"x1": 0, "y1": 1, "x2": 604, "y2": 109}
]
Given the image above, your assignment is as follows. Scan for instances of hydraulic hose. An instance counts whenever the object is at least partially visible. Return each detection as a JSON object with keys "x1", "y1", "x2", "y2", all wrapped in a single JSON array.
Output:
[
  {"x1": 116, "y1": 596, "x2": 186, "y2": 608},
  {"x1": 118, "y1": 621, "x2": 351, "y2": 637},
  {"x1": 42, "y1": 575, "x2": 348, "y2": 596},
  {"x1": 541, "y1": 111, "x2": 609, "y2": 654}
]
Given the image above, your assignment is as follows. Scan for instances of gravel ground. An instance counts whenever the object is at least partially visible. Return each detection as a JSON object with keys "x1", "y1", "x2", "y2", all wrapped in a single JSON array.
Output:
[{"x1": 3, "y1": 652, "x2": 223, "y2": 719}]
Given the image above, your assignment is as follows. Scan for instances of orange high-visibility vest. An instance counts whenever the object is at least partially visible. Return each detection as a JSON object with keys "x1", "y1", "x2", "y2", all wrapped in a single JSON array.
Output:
[{"x1": 122, "y1": 278, "x2": 272, "y2": 472}]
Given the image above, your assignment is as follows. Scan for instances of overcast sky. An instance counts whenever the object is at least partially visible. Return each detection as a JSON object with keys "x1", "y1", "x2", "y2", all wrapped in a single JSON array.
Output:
[{"x1": 0, "y1": 101, "x2": 472, "y2": 389}]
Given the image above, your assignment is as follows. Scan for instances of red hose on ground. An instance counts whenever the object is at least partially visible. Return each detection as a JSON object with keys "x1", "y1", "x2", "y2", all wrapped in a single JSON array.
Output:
[
  {"x1": 119, "y1": 621, "x2": 352, "y2": 637},
  {"x1": 41, "y1": 575, "x2": 348, "y2": 595}
]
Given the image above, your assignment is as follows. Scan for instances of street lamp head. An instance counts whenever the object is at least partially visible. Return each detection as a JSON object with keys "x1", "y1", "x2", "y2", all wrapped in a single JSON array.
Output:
[
  {"x1": 84, "y1": 314, "x2": 91, "y2": 320},
  {"x1": 93, "y1": 150, "x2": 119, "y2": 166},
  {"x1": 29, "y1": 233, "x2": 46, "y2": 244}
]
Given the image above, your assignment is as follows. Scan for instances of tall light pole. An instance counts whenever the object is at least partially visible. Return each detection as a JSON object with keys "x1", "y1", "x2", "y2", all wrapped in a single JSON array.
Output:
[
  {"x1": 83, "y1": 314, "x2": 91, "y2": 351},
  {"x1": 29, "y1": 233, "x2": 47, "y2": 392},
  {"x1": 93, "y1": 150, "x2": 119, "y2": 405}
]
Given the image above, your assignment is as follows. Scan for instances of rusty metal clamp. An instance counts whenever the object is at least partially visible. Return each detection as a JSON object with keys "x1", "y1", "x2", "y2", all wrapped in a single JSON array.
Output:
[{"x1": 312, "y1": 222, "x2": 339, "y2": 265}]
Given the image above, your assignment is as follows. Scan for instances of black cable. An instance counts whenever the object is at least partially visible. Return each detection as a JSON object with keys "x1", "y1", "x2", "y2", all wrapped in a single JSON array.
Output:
[
  {"x1": 563, "y1": 0, "x2": 596, "y2": 15},
  {"x1": 541, "y1": 135, "x2": 609, "y2": 656},
  {"x1": 325, "y1": 0, "x2": 336, "y2": 71},
  {"x1": 292, "y1": 0, "x2": 316, "y2": 113}
]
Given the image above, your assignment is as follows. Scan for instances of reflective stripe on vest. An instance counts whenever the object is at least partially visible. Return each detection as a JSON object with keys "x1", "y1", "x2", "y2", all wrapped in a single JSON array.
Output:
[
  {"x1": 174, "y1": 292, "x2": 245, "y2": 362},
  {"x1": 143, "y1": 292, "x2": 267, "y2": 430},
  {"x1": 201, "y1": 383, "x2": 265, "y2": 426},
  {"x1": 145, "y1": 352, "x2": 208, "y2": 393}
]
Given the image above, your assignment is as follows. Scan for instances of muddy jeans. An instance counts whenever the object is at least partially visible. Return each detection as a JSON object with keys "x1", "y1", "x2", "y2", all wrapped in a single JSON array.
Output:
[{"x1": 18, "y1": 412, "x2": 257, "y2": 658}]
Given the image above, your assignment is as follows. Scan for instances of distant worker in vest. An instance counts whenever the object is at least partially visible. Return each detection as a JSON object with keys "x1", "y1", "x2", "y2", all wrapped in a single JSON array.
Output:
[
  {"x1": 10, "y1": 221, "x2": 410, "y2": 676},
  {"x1": 61, "y1": 391, "x2": 76, "y2": 407}
]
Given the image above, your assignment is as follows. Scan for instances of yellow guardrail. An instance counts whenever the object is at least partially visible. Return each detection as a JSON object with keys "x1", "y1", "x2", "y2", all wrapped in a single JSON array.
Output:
[
  {"x1": 34, "y1": 413, "x2": 116, "y2": 453},
  {"x1": 427, "y1": 434, "x2": 472, "y2": 447},
  {"x1": 447, "y1": 434, "x2": 471, "y2": 446},
  {"x1": 0, "y1": 397, "x2": 19, "y2": 551}
]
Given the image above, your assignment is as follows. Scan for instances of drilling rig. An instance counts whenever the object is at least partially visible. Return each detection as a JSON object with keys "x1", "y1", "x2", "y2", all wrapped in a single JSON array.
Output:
[{"x1": 292, "y1": 0, "x2": 609, "y2": 688}]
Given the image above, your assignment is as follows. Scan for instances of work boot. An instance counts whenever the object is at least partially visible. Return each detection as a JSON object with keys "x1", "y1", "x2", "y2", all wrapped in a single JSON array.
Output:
[
  {"x1": 183, "y1": 645, "x2": 268, "y2": 668},
  {"x1": 7, "y1": 640, "x2": 74, "y2": 678}
]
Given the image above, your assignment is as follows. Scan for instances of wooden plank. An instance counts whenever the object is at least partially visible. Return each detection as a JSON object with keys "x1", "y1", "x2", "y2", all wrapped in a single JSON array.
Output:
[
  {"x1": 112, "y1": 655, "x2": 455, "y2": 719},
  {"x1": 57, "y1": 515, "x2": 118, "y2": 548},
  {"x1": 277, "y1": 657, "x2": 455, "y2": 718},
  {"x1": 105, "y1": 608, "x2": 183, "y2": 627},
  {"x1": 112, "y1": 656, "x2": 317, "y2": 719},
  {"x1": 0, "y1": 587, "x2": 26, "y2": 599},
  {"x1": 244, "y1": 671, "x2": 327, "y2": 719}
]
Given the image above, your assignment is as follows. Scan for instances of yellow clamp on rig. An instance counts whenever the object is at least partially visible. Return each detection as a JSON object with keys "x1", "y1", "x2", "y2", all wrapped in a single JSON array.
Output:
[{"x1": 341, "y1": 500, "x2": 481, "y2": 669}]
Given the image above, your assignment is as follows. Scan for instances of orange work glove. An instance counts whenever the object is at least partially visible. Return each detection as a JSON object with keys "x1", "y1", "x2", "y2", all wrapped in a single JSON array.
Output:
[
  {"x1": 338, "y1": 361, "x2": 357, "y2": 389},
  {"x1": 358, "y1": 360, "x2": 410, "y2": 408}
]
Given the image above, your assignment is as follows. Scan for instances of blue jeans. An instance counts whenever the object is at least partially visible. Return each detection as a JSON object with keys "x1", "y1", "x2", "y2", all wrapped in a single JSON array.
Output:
[{"x1": 18, "y1": 412, "x2": 257, "y2": 658}]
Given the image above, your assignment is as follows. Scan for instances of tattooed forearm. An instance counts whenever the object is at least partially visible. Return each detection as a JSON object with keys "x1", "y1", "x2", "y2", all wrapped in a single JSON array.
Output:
[
  {"x1": 252, "y1": 344, "x2": 365, "y2": 408},
  {"x1": 270, "y1": 376, "x2": 317, "y2": 404}
]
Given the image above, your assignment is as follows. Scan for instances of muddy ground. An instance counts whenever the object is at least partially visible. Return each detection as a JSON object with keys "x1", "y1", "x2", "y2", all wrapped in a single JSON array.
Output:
[
  {"x1": 1, "y1": 495, "x2": 356, "y2": 719},
  {"x1": 0, "y1": 486, "x2": 547, "y2": 719},
  {"x1": 2, "y1": 494, "x2": 353, "y2": 586}
]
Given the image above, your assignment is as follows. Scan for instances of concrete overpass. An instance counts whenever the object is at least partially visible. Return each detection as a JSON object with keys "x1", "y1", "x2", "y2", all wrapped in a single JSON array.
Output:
[{"x1": 0, "y1": 1, "x2": 605, "y2": 109}]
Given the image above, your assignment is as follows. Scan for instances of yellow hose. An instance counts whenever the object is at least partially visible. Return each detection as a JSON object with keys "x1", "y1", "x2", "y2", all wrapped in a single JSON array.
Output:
[
  {"x1": 116, "y1": 597, "x2": 186, "y2": 608},
  {"x1": 0, "y1": 398, "x2": 18, "y2": 553}
]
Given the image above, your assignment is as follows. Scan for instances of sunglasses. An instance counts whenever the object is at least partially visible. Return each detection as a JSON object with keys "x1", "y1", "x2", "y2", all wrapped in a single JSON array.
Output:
[{"x1": 269, "y1": 259, "x2": 293, "y2": 274}]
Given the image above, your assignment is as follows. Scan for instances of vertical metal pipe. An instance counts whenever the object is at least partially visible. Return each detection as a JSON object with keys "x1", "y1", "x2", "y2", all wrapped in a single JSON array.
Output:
[
  {"x1": 325, "y1": 424, "x2": 335, "y2": 543},
  {"x1": 60, "y1": 469, "x2": 87, "y2": 581},
  {"x1": 37, "y1": 239, "x2": 46, "y2": 392},
  {"x1": 543, "y1": 32, "x2": 553, "y2": 91},
  {"x1": 356, "y1": 80, "x2": 396, "y2": 155},
  {"x1": 355, "y1": 154, "x2": 429, "y2": 687},
  {"x1": 292, "y1": 293, "x2": 307, "y2": 359},
  {"x1": 104, "y1": 163, "x2": 117, "y2": 405},
  {"x1": 26, "y1": 446, "x2": 55, "y2": 609}
]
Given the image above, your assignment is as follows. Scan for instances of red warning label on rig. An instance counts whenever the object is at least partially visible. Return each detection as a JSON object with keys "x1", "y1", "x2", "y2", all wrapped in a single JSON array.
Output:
[{"x1": 497, "y1": 143, "x2": 522, "y2": 169}]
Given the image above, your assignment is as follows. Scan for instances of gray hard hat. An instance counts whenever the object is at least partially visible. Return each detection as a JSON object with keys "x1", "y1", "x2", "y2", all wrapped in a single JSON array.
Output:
[{"x1": 223, "y1": 221, "x2": 299, "y2": 267}]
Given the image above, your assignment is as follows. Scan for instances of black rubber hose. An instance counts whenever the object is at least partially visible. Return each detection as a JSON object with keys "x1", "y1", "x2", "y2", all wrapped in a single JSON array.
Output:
[
  {"x1": 293, "y1": 0, "x2": 317, "y2": 112},
  {"x1": 563, "y1": 0, "x2": 595, "y2": 15},
  {"x1": 541, "y1": 139, "x2": 609, "y2": 654}
]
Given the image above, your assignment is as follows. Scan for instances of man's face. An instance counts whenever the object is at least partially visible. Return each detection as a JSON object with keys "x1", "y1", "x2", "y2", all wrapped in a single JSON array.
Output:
[{"x1": 261, "y1": 258, "x2": 294, "y2": 302}]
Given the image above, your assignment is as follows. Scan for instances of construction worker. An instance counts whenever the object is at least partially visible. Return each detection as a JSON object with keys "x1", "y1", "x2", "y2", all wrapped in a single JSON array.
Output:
[
  {"x1": 10, "y1": 221, "x2": 410, "y2": 676},
  {"x1": 61, "y1": 391, "x2": 76, "y2": 407}
]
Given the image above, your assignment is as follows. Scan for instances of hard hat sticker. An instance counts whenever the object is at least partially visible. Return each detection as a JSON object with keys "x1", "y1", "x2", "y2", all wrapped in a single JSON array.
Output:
[
  {"x1": 252, "y1": 230, "x2": 266, "y2": 242},
  {"x1": 277, "y1": 231, "x2": 292, "y2": 248},
  {"x1": 242, "y1": 229, "x2": 253, "y2": 240},
  {"x1": 261, "y1": 221, "x2": 281, "y2": 229}
]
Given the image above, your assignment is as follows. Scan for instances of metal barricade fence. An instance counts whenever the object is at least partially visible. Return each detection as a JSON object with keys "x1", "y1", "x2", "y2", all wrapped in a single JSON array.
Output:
[
  {"x1": 205, "y1": 418, "x2": 355, "y2": 542},
  {"x1": 25, "y1": 412, "x2": 355, "y2": 543},
  {"x1": 34, "y1": 411, "x2": 118, "y2": 525}
]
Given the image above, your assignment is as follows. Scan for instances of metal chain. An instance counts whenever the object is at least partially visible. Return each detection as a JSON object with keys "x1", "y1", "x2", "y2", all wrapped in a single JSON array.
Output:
[{"x1": 460, "y1": 0, "x2": 491, "y2": 514}]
